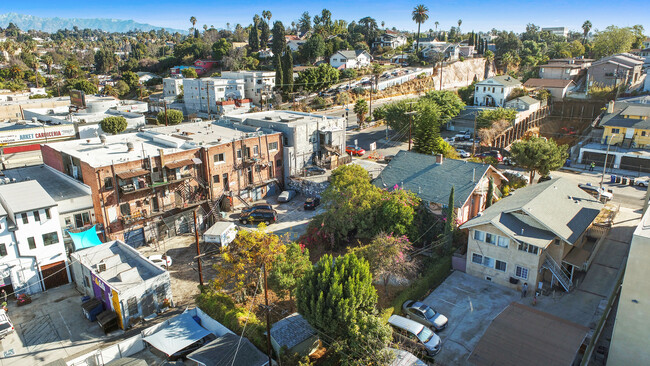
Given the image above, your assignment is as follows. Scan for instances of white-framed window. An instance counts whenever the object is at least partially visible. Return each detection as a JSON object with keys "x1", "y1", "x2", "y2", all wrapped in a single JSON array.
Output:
[
  {"x1": 236, "y1": 149, "x2": 242, "y2": 159},
  {"x1": 515, "y1": 265, "x2": 529, "y2": 280},
  {"x1": 482, "y1": 256, "x2": 495, "y2": 268},
  {"x1": 472, "y1": 253, "x2": 483, "y2": 264},
  {"x1": 473, "y1": 230, "x2": 486, "y2": 241},
  {"x1": 485, "y1": 233, "x2": 497, "y2": 245},
  {"x1": 268, "y1": 142, "x2": 278, "y2": 151},
  {"x1": 518, "y1": 242, "x2": 539, "y2": 255},
  {"x1": 497, "y1": 236, "x2": 509, "y2": 248},
  {"x1": 253, "y1": 145, "x2": 259, "y2": 156},
  {"x1": 495, "y1": 260, "x2": 507, "y2": 272},
  {"x1": 213, "y1": 153, "x2": 225, "y2": 164}
]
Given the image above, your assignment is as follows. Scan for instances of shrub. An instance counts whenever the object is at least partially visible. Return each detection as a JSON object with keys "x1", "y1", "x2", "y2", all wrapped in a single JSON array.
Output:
[
  {"x1": 389, "y1": 256, "x2": 452, "y2": 316},
  {"x1": 156, "y1": 109, "x2": 184, "y2": 125},
  {"x1": 100, "y1": 116, "x2": 128, "y2": 135}
]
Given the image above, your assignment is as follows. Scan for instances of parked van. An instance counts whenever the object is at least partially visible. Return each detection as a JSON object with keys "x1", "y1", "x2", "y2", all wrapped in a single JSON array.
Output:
[
  {"x1": 0, "y1": 309, "x2": 14, "y2": 339},
  {"x1": 388, "y1": 315, "x2": 441, "y2": 356}
]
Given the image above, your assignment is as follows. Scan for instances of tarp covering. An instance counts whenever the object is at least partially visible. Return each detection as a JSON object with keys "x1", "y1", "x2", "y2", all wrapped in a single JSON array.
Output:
[
  {"x1": 68, "y1": 225, "x2": 103, "y2": 251},
  {"x1": 143, "y1": 311, "x2": 212, "y2": 356}
]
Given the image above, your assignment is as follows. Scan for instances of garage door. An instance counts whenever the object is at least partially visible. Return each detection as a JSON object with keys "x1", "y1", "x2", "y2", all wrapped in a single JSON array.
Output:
[
  {"x1": 124, "y1": 228, "x2": 145, "y2": 248},
  {"x1": 41, "y1": 261, "x2": 69, "y2": 290}
]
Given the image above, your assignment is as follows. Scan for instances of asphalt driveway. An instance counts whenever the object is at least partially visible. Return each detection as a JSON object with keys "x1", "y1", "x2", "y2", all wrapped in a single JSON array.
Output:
[{"x1": 421, "y1": 271, "x2": 519, "y2": 365}]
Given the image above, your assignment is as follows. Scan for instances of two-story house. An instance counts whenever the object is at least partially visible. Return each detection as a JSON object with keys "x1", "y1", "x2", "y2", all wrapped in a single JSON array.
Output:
[
  {"x1": 460, "y1": 178, "x2": 602, "y2": 292},
  {"x1": 372, "y1": 151, "x2": 507, "y2": 224},
  {"x1": 0, "y1": 181, "x2": 70, "y2": 295},
  {"x1": 329, "y1": 50, "x2": 372, "y2": 70},
  {"x1": 588, "y1": 53, "x2": 645, "y2": 88},
  {"x1": 474, "y1": 75, "x2": 522, "y2": 107},
  {"x1": 372, "y1": 33, "x2": 407, "y2": 49},
  {"x1": 599, "y1": 99, "x2": 650, "y2": 148}
]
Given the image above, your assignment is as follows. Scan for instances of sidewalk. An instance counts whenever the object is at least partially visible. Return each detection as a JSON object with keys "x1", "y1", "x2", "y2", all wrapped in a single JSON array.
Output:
[{"x1": 561, "y1": 163, "x2": 649, "y2": 179}]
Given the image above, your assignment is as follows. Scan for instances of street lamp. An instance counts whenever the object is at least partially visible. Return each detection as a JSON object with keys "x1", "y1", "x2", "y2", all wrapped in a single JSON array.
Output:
[{"x1": 599, "y1": 133, "x2": 616, "y2": 202}]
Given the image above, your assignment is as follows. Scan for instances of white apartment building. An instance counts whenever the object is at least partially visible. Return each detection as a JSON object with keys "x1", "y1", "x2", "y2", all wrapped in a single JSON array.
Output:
[
  {"x1": 221, "y1": 71, "x2": 276, "y2": 105},
  {"x1": 473, "y1": 75, "x2": 523, "y2": 107},
  {"x1": 183, "y1": 78, "x2": 245, "y2": 116},
  {"x1": 0, "y1": 181, "x2": 70, "y2": 295},
  {"x1": 162, "y1": 77, "x2": 184, "y2": 99},
  {"x1": 542, "y1": 27, "x2": 569, "y2": 38}
]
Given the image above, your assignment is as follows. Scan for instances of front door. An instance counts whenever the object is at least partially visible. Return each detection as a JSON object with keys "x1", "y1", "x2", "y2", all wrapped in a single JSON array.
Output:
[{"x1": 625, "y1": 128, "x2": 635, "y2": 139}]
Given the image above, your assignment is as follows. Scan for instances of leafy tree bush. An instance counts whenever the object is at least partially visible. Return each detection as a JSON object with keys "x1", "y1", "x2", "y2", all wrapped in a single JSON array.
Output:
[
  {"x1": 269, "y1": 243, "x2": 311, "y2": 304},
  {"x1": 295, "y1": 64, "x2": 339, "y2": 92},
  {"x1": 476, "y1": 107, "x2": 517, "y2": 129},
  {"x1": 340, "y1": 68, "x2": 357, "y2": 80},
  {"x1": 211, "y1": 39, "x2": 231, "y2": 60},
  {"x1": 66, "y1": 79, "x2": 98, "y2": 95},
  {"x1": 353, "y1": 99, "x2": 368, "y2": 126},
  {"x1": 121, "y1": 71, "x2": 140, "y2": 91},
  {"x1": 510, "y1": 136, "x2": 568, "y2": 182},
  {"x1": 389, "y1": 256, "x2": 452, "y2": 316},
  {"x1": 156, "y1": 109, "x2": 184, "y2": 125},
  {"x1": 100, "y1": 116, "x2": 128, "y2": 135},
  {"x1": 181, "y1": 68, "x2": 198, "y2": 78}
]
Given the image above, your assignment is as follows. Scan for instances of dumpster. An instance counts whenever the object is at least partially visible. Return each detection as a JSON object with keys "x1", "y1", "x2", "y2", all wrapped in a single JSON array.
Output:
[
  {"x1": 611, "y1": 175, "x2": 617, "y2": 183},
  {"x1": 97, "y1": 310, "x2": 119, "y2": 334},
  {"x1": 81, "y1": 298, "x2": 103, "y2": 322}
]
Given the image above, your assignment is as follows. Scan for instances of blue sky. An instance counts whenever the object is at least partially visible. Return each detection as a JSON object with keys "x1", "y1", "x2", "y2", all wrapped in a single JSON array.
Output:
[{"x1": 3, "y1": 0, "x2": 648, "y2": 34}]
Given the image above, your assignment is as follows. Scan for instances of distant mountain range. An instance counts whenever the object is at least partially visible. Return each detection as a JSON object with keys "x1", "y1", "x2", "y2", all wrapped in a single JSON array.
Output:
[{"x1": 0, "y1": 12, "x2": 186, "y2": 34}]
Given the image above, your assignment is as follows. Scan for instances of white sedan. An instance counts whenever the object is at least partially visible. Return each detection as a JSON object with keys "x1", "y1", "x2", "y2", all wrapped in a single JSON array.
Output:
[
  {"x1": 457, "y1": 149, "x2": 471, "y2": 158},
  {"x1": 148, "y1": 255, "x2": 172, "y2": 269}
]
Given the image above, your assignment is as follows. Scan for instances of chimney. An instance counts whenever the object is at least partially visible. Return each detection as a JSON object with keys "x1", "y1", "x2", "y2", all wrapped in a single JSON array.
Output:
[
  {"x1": 435, "y1": 154, "x2": 443, "y2": 164},
  {"x1": 607, "y1": 100, "x2": 615, "y2": 114}
]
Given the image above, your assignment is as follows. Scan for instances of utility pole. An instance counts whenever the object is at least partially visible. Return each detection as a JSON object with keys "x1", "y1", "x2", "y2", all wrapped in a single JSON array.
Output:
[
  {"x1": 193, "y1": 210, "x2": 204, "y2": 288},
  {"x1": 598, "y1": 134, "x2": 616, "y2": 202},
  {"x1": 263, "y1": 263, "x2": 273, "y2": 366},
  {"x1": 472, "y1": 112, "x2": 477, "y2": 155},
  {"x1": 405, "y1": 110, "x2": 417, "y2": 151},
  {"x1": 163, "y1": 101, "x2": 169, "y2": 126},
  {"x1": 205, "y1": 80, "x2": 212, "y2": 120}
]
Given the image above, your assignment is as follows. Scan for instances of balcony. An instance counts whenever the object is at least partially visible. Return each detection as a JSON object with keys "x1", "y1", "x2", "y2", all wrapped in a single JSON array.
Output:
[
  {"x1": 119, "y1": 183, "x2": 151, "y2": 195},
  {"x1": 120, "y1": 210, "x2": 148, "y2": 226}
]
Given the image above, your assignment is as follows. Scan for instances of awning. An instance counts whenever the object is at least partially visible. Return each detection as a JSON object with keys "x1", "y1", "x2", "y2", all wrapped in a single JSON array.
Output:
[
  {"x1": 116, "y1": 169, "x2": 150, "y2": 180},
  {"x1": 68, "y1": 225, "x2": 103, "y2": 251},
  {"x1": 165, "y1": 158, "x2": 202, "y2": 169},
  {"x1": 143, "y1": 311, "x2": 212, "y2": 356}
]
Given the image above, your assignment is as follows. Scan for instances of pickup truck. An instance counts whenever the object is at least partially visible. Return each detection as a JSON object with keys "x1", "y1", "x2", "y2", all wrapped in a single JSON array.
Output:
[{"x1": 0, "y1": 309, "x2": 14, "y2": 339}]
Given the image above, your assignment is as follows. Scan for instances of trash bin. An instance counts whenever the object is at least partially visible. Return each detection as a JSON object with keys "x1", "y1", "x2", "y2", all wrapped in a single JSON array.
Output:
[
  {"x1": 621, "y1": 177, "x2": 628, "y2": 185},
  {"x1": 616, "y1": 176, "x2": 621, "y2": 183},
  {"x1": 564, "y1": 159, "x2": 571, "y2": 167},
  {"x1": 611, "y1": 175, "x2": 617, "y2": 183},
  {"x1": 630, "y1": 178, "x2": 636, "y2": 186}
]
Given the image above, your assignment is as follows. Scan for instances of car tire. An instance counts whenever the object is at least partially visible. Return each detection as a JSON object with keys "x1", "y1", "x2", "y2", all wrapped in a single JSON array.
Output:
[{"x1": 639, "y1": 183, "x2": 646, "y2": 187}]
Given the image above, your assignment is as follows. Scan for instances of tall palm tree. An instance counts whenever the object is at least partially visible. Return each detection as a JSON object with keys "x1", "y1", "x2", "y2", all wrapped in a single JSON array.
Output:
[
  {"x1": 412, "y1": 5, "x2": 429, "y2": 52},
  {"x1": 457, "y1": 19, "x2": 462, "y2": 34},
  {"x1": 435, "y1": 21, "x2": 439, "y2": 33},
  {"x1": 582, "y1": 20, "x2": 592, "y2": 44},
  {"x1": 190, "y1": 16, "x2": 197, "y2": 35},
  {"x1": 262, "y1": 10, "x2": 272, "y2": 25}
]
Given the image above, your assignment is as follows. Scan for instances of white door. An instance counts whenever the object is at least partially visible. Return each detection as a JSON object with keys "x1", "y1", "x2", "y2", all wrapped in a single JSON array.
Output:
[{"x1": 625, "y1": 128, "x2": 635, "y2": 139}]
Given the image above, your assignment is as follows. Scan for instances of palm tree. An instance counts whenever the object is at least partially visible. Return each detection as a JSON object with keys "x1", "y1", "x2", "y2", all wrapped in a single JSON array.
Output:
[
  {"x1": 190, "y1": 16, "x2": 197, "y2": 35},
  {"x1": 435, "y1": 21, "x2": 439, "y2": 33},
  {"x1": 457, "y1": 19, "x2": 462, "y2": 35},
  {"x1": 42, "y1": 55, "x2": 53, "y2": 74},
  {"x1": 381, "y1": 21, "x2": 385, "y2": 28},
  {"x1": 582, "y1": 20, "x2": 592, "y2": 44},
  {"x1": 262, "y1": 10, "x2": 272, "y2": 25},
  {"x1": 412, "y1": 5, "x2": 429, "y2": 52}
]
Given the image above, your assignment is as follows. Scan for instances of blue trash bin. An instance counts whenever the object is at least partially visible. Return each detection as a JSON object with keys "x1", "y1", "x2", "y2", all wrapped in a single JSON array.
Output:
[{"x1": 611, "y1": 175, "x2": 616, "y2": 183}]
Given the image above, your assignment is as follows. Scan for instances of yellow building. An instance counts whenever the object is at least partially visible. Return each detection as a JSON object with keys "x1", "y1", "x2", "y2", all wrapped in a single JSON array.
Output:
[{"x1": 600, "y1": 101, "x2": 650, "y2": 148}]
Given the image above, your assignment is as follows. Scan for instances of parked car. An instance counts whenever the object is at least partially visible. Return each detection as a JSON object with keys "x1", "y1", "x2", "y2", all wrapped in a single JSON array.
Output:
[
  {"x1": 578, "y1": 183, "x2": 613, "y2": 201},
  {"x1": 476, "y1": 150, "x2": 503, "y2": 162},
  {"x1": 382, "y1": 155, "x2": 395, "y2": 163},
  {"x1": 537, "y1": 175, "x2": 552, "y2": 183},
  {"x1": 0, "y1": 309, "x2": 14, "y2": 339},
  {"x1": 635, "y1": 177, "x2": 649, "y2": 187},
  {"x1": 304, "y1": 165, "x2": 327, "y2": 176},
  {"x1": 148, "y1": 254, "x2": 172, "y2": 268},
  {"x1": 242, "y1": 203, "x2": 274, "y2": 214},
  {"x1": 457, "y1": 149, "x2": 471, "y2": 158},
  {"x1": 278, "y1": 190, "x2": 297, "y2": 202},
  {"x1": 388, "y1": 315, "x2": 442, "y2": 357},
  {"x1": 402, "y1": 300, "x2": 448, "y2": 331},
  {"x1": 346, "y1": 146, "x2": 366, "y2": 156},
  {"x1": 239, "y1": 209, "x2": 278, "y2": 224},
  {"x1": 304, "y1": 197, "x2": 321, "y2": 210},
  {"x1": 454, "y1": 131, "x2": 471, "y2": 141}
]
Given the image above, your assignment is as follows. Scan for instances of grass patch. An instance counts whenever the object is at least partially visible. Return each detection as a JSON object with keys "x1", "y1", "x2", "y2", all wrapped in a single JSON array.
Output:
[{"x1": 387, "y1": 256, "x2": 452, "y2": 316}]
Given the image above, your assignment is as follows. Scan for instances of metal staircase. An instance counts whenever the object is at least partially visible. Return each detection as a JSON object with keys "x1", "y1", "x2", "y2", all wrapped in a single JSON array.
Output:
[{"x1": 542, "y1": 254, "x2": 573, "y2": 292}]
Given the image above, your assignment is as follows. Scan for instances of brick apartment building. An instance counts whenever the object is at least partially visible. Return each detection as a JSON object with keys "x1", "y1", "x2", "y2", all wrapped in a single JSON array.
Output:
[{"x1": 41, "y1": 121, "x2": 283, "y2": 247}]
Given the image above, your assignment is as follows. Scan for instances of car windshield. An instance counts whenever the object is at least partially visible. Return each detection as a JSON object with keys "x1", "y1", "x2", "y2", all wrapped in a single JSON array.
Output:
[
  {"x1": 416, "y1": 326, "x2": 434, "y2": 343},
  {"x1": 424, "y1": 308, "x2": 436, "y2": 319}
]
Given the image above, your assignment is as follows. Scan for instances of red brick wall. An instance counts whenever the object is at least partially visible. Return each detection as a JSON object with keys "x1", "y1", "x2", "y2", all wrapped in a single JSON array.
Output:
[{"x1": 41, "y1": 145, "x2": 65, "y2": 173}]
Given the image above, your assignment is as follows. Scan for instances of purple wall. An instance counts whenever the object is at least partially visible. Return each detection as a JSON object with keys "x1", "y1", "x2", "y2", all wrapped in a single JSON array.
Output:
[{"x1": 91, "y1": 273, "x2": 111, "y2": 311}]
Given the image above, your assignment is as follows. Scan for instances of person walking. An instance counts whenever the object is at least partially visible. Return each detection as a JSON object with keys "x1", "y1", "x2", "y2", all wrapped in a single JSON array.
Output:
[
  {"x1": 1, "y1": 289, "x2": 6, "y2": 304},
  {"x1": 589, "y1": 162, "x2": 595, "y2": 171},
  {"x1": 521, "y1": 282, "x2": 528, "y2": 298}
]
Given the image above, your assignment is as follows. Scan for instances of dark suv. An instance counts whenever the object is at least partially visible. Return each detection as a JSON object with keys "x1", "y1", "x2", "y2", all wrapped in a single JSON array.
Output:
[
  {"x1": 241, "y1": 203, "x2": 274, "y2": 214},
  {"x1": 239, "y1": 210, "x2": 277, "y2": 225}
]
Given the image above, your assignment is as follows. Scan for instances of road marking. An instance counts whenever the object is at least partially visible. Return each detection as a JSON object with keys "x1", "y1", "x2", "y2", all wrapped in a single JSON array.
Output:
[
  {"x1": 437, "y1": 297, "x2": 458, "y2": 307},
  {"x1": 59, "y1": 311, "x2": 72, "y2": 338}
]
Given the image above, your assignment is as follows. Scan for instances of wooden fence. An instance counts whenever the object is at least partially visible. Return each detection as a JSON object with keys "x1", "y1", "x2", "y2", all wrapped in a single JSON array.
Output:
[{"x1": 492, "y1": 106, "x2": 551, "y2": 149}]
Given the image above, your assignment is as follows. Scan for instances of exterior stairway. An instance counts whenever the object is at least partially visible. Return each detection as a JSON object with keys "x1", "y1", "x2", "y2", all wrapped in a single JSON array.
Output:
[{"x1": 542, "y1": 254, "x2": 573, "y2": 292}]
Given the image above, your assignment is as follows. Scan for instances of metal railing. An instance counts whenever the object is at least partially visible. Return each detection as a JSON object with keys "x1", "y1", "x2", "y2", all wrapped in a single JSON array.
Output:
[{"x1": 542, "y1": 253, "x2": 573, "y2": 292}]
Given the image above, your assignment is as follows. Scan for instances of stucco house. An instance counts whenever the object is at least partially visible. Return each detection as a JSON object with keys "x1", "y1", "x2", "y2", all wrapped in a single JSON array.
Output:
[
  {"x1": 473, "y1": 75, "x2": 522, "y2": 107},
  {"x1": 373, "y1": 151, "x2": 507, "y2": 224},
  {"x1": 460, "y1": 178, "x2": 602, "y2": 292},
  {"x1": 588, "y1": 53, "x2": 645, "y2": 88},
  {"x1": 329, "y1": 50, "x2": 372, "y2": 69},
  {"x1": 523, "y1": 78, "x2": 576, "y2": 100},
  {"x1": 373, "y1": 33, "x2": 407, "y2": 49},
  {"x1": 504, "y1": 96, "x2": 541, "y2": 112}
]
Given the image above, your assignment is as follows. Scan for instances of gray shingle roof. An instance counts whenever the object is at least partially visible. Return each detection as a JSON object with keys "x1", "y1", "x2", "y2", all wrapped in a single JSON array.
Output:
[
  {"x1": 477, "y1": 75, "x2": 522, "y2": 87},
  {"x1": 508, "y1": 96, "x2": 540, "y2": 106},
  {"x1": 372, "y1": 151, "x2": 493, "y2": 207},
  {"x1": 271, "y1": 313, "x2": 317, "y2": 350},
  {"x1": 337, "y1": 50, "x2": 369, "y2": 59},
  {"x1": 460, "y1": 178, "x2": 602, "y2": 245},
  {"x1": 599, "y1": 101, "x2": 650, "y2": 130},
  {"x1": 187, "y1": 333, "x2": 268, "y2": 366}
]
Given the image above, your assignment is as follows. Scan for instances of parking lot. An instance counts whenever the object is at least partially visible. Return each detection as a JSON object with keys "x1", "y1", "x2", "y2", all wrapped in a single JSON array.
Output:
[
  {"x1": 0, "y1": 284, "x2": 113, "y2": 366},
  {"x1": 421, "y1": 271, "x2": 518, "y2": 365}
]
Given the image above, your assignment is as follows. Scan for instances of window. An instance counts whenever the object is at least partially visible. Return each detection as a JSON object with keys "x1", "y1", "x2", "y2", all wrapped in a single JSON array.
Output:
[
  {"x1": 127, "y1": 297, "x2": 138, "y2": 315},
  {"x1": 277, "y1": 159, "x2": 282, "y2": 167},
  {"x1": 104, "y1": 177, "x2": 114, "y2": 190},
  {"x1": 42, "y1": 232, "x2": 59, "y2": 246},
  {"x1": 482, "y1": 256, "x2": 495, "y2": 268},
  {"x1": 0, "y1": 244, "x2": 6, "y2": 257},
  {"x1": 495, "y1": 260, "x2": 507, "y2": 272},
  {"x1": 518, "y1": 242, "x2": 539, "y2": 255},
  {"x1": 213, "y1": 174, "x2": 220, "y2": 183},
  {"x1": 45, "y1": 208, "x2": 51, "y2": 220},
  {"x1": 65, "y1": 217, "x2": 72, "y2": 226},
  {"x1": 27, "y1": 237, "x2": 36, "y2": 249},
  {"x1": 643, "y1": 131, "x2": 647, "y2": 137},
  {"x1": 269, "y1": 161, "x2": 274, "y2": 178},
  {"x1": 497, "y1": 236, "x2": 509, "y2": 248},
  {"x1": 253, "y1": 145, "x2": 259, "y2": 156},
  {"x1": 515, "y1": 265, "x2": 529, "y2": 280},
  {"x1": 74, "y1": 213, "x2": 90, "y2": 228},
  {"x1": 236, "y1": 149, "x2": 242, "y2": 159},
  {"x1": 33, "y1": 210, "x2": 40, "y2": 222},
  {"x1": 472, "y1": 253, "x2": 483, "y2": 264},
  {"x1": 474, "y1": 230, "x2": 486, "y2": 241},
  {"x1": 84, "y1": 276, "x2": 90, "y2": 288},
  {"x1": 120, "y1": 203, "x2": 131, "y2": 216},
  {"x1": 213, "y1": 153, "x2": 225, "y2": 163},
  {"x1": 21, "y1": 213, "x2": 28, "y2": 224},
  {"x1": 611, "y1": 128, "x2": 620, "y2": 134},
  {"x1": 541, "y1": 68, "x2": 545, "y2": 73},
  {"x1": 485, "y1": 233, "x2": 497, "y2": 245}
]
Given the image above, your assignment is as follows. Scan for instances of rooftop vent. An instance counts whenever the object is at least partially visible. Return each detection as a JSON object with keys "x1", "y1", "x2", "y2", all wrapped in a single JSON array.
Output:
[
  {"x1": 99, "y1": 134, "x2": 107, "y2": 145},
  {"x1": 126, "y1": 141, "x2": 134, "y2": 152}
]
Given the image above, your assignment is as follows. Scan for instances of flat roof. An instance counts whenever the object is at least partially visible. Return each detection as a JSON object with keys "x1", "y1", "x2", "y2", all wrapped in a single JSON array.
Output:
[
  {"x1": 2, "y1": 165, "x2": 91, "y2": 203},
  {"x1": 72, "y1": 240, "x2": 165, "y2": 293},
  {"x1": 144, "y1": 121, "x2": 277, "y2": 145},
  {"x1": 226, "y1": 110, "x2": 343, "y2": 127},
  {"x1": 469, "y1": 302, "x2": 588, "y2": 366},
  {"x1": 0, "y1": 180, "x2": 56, "y2": 213}
]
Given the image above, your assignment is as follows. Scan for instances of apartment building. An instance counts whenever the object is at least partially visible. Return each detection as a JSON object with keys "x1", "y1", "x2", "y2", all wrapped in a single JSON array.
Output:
[{"x1": 220, "y1": 71, "x2": 276, "y2": 105}]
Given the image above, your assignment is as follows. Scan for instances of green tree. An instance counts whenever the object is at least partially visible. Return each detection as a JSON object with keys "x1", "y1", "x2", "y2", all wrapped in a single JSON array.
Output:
[
  {"x1": 274, "y1": 53, "x2": 283, "y2": 89},
  {"x1": 567, "y1": 40, "x2": 586, "y2": 57},
  {"x1": 156, "y1": 109, "x2": 184, "y2": 125},
  {"x1": 494, "y1": 31, "x2": 522, "y2": 57},
  {"x1": 94, "y1": 49, "x2": 116, "y2": 74},
  {"x1": 295, "y1": 64, "x2": 339, "y2": 92},
  {"x1": 485, "y1": 178, "x2": 494, "y2": 208},
  {"x1": 413, "y1": 102, "x2": 443, "y2": 155},
  {"x1": 100, "y1": 116, "x2": 128, "y2": 135},
  {"x1": 298, "y1": 12, "x2": 312, "y2": 34},
  {"x1": 181, "y1": 68, "x2": 198, "y2": 78},
  {"x1": 296, "y1": 253, "x2": 391, "y2": 365},
  {"x1": 582, "y1": 20, "x2": 592, "y2": 43},
  {"x1": 444, "y1": 186, "x2": 455, "y2": 253},
  {"x1": 271, "y1": 21, "x2": 286, "y2": 57},
  {"x1": 376, "y1": 189, "x2": 421, "y2": 237},
  {"x1": 249, "y1": 17, "x2": 260, "y2": 52},
  {"x1": 354, "y1": 98, "x2": 369, "y2": 126},
  {"x1": 259, "y1": 21, "x2": 270, "y2": 48},
  {"x1": 476, "y1": 108, "x2": 517, "y2": 129},
  {"x1": 121, "y1": 71, "x2": 140, "y2": 91},
  {"x1": 282, "y1": 46, "x2": 293, "y2": 94},
  {"x1": 211, "y1": 39, "x2": 231, "y2": 61},
  {"x1": 66, "y1": 79, "x2": 98, "y2": 95},
  {"x1": 114, "y1": 80, "x2": 130, "y2": 97},
  {"x1": 422, "y1": 90, "x2": 465, "y2": 122},
  {"x1": 190, "y1": 16, "x2": 197, "y2": 36},
  {"x1": 268, "y1": 243, "x2": 311, "y2": 304},
  {"x1": 592, "y1": 26, "x2": 635, "y2": 58},
  {"x1": 302, "y1": 34, "x2": 326, "y2": 63},
  {"x1": 510, "y1": 137, "x2": 568, "y2": 182},
  {"x1": 412, "y1": 5, "x2": 429, "y2": 52}
]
